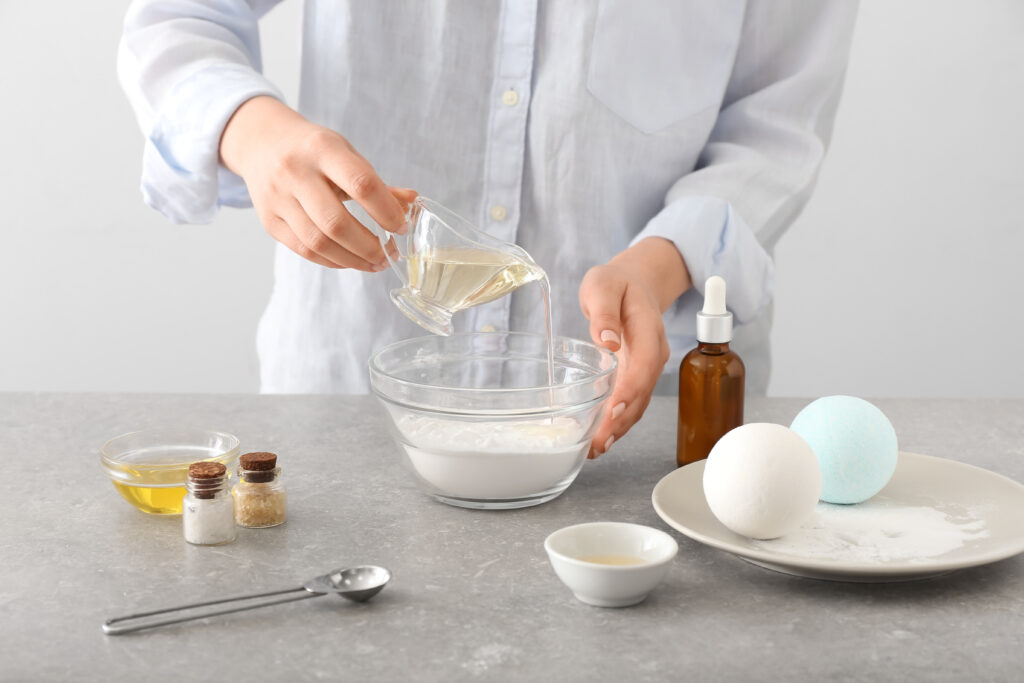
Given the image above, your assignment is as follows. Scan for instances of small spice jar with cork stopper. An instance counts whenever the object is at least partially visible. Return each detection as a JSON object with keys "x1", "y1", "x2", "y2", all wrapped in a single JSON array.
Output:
[
  {"x1": 182, "y1": 462, "x2": 236, "y2": 546},
  {"x1": 233, "y1": 452, "x2": 287, "y2": 528}
]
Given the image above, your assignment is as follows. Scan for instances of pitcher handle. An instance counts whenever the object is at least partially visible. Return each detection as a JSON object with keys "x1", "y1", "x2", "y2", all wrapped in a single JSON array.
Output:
[{"x1": 376, "y1": 198, "x2": 422, "y2": 285}]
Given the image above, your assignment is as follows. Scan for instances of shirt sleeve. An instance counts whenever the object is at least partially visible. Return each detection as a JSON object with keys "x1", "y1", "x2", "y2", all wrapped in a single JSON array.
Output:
[
  {"x1": 117, "y1": 0, "x2": 286, "y2": 224},
  {"x1": 631, "y1": 0, "x2": 858, "y2": 323}
]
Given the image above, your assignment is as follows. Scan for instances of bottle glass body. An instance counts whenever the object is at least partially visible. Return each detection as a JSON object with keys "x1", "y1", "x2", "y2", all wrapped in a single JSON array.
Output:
[
  {"x1": 183, "y1": 480, "x2": 236, "y2": 546},
  {"x1": 233, "y1": 468, "x2": 287, "y2": 528},
  {"x1": 677, "y1": 342, "x2": 745, "y2": 467}
]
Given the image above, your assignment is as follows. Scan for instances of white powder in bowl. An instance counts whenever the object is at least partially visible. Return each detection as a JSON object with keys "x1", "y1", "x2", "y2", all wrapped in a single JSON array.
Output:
[
  {"x1": 751, "y1": 496, "x2": 990, "y2": 564},
  {"x1": 394, "y1": 415, "x2": 588, "y2": 499}
]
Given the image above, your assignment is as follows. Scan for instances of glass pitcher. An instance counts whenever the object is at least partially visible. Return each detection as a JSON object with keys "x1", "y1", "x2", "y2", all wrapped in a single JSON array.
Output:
[{"x1": 379, "y1": 197, "x2": 545, "y2": 336}]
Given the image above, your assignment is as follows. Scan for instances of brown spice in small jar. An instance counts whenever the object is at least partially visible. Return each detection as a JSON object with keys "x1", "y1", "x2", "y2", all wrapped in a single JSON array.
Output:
[
  {"x1": 234, "y1": 487, "x2": 287, "y2": 527},
  {"x1": 234, "y1": 451, "x2": 286, "y2": 528}
]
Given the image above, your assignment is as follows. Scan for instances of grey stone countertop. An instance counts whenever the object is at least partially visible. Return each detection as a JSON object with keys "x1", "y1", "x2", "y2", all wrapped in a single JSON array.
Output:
[{"x1": 1, "y1": 394, "x2": 1022, "y2": 682}]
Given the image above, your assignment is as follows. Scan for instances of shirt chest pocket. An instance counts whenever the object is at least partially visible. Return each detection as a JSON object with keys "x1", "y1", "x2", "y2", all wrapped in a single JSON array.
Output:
[{"x1": 587, "y1": 0, "x2": 746, "y2": 134}]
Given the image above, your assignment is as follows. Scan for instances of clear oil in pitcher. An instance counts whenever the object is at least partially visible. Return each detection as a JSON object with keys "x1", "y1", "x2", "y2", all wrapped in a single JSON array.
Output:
[{"x1": 407, "y1": 247, "x2": 545, "y2": 312}]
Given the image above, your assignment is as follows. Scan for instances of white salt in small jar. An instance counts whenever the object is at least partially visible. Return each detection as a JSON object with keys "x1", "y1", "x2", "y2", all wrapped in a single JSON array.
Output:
[{"x1": 182, "y1": 462, "x2": 237, "y2": 546}]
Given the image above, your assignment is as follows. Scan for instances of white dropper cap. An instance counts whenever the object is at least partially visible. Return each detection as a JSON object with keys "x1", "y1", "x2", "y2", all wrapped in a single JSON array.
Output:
[{"x1": 696, "y1": 276, "x2": 732, "y2": 343}]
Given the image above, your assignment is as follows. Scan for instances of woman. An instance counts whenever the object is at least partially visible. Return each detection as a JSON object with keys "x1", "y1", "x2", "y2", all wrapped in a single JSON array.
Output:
[{"x1": 118, "y1": 0, "x2": 857, "y2": 456}]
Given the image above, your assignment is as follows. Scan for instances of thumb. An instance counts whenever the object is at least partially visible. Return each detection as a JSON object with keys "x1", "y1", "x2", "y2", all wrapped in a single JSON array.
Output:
[{"x1": 579, "y1": 267, "x2": 626, "y2": 352}]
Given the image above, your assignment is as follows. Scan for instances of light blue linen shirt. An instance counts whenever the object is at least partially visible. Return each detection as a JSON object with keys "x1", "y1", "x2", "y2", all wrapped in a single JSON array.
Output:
[{"x1": 118, "y1": 0, "x2": 857, "y2": 394}]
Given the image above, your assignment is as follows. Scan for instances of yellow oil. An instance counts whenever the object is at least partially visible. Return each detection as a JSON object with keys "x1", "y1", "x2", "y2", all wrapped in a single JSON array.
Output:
[
  {"x1": 112, "y1": 481, "x2": 187, "y2": 515},
  {"x1": 579, "y1": 555, "x2": 646, "y2": 566},
  {"x1": 105, "y1": 447, "x2": 235, "y2": 515},
  {"x1": 407, "y1": 247, "x2": 544, "y2": 312}
]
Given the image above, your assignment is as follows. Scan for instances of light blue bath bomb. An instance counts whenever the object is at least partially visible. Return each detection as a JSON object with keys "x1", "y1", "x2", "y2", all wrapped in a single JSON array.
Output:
[{"x1": 790, "y1": 396, "x2": 898, "y2": 504}]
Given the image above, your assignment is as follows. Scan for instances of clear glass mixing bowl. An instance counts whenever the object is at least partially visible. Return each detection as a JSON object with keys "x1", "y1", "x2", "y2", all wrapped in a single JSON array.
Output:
[{"x1": 369, "y1": 332, "x2": 617, "y2": 509}]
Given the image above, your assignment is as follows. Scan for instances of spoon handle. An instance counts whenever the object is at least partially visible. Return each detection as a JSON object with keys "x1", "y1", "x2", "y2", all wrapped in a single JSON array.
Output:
[{"x1": 103, "y1": 586, "x2": 321, "y2": 635}]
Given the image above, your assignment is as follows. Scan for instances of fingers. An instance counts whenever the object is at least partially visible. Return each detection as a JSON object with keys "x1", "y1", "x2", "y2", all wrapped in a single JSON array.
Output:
[
  {"x1": 333, "y1": 185, "x2": 417, "y2": 226},
  {"x1": 297, "y1": 180, "x2": 390, "y2": 267},
  {"x1": 588, "y1": 303, "x2": 670, "y2": 460},
  {"x1": 588, "y1": 395, "x2": 651, "y2": 460},
  {"x1": 579, "y1": 266, "x2": 626, "y2": 352},
  {"x1": 320, "y1": 139, "x2": 408, "y2": 234},
  {"x1": 587, "y1": 388, "x2": 655, "y2": 460},
  {"x1": 244, "y1": 119, "x2": 416, "y2": 270},
  {"x1": 263, "y1": 216, "x2": 338, "y2": 269},
  {"x1": 276, "y1": 202, "x2": 382, "y2": 271},
  {"x1": 619, "y1": 300, "x2": 671, "y2": 399}
]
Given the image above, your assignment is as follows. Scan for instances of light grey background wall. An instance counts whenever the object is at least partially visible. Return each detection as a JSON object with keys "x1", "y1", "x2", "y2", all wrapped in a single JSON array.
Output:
[
  {"x1": 772, "y1": 0, "x2": 1024, "y2": 398},
  {"x1": 2, "y1": 1, "x2": 1022, "y2": 397}
]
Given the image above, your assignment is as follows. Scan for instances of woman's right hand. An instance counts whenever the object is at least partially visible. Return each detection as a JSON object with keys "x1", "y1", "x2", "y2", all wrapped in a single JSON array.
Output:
[{"x1": 219, "y1": 95, "x2": 415, "y2": 271}]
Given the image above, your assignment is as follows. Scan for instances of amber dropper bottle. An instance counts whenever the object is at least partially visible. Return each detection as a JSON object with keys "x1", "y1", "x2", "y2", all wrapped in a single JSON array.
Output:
[{"x1": 677, "y1": 276, "x2": 745, "y2": 467}]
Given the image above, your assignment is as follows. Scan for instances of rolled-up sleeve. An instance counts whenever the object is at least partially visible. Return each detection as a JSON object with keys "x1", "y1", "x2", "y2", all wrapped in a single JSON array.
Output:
[
  {"x1": 631, "y1": 0, "x2": 858, "y2": 322},
  {"x1": 117, "y1": 0, "x2": 285, "y2": 224}
]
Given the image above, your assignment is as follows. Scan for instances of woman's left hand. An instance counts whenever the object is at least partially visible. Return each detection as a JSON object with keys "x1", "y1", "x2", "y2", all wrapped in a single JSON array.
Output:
[{"x1": 578, "y1": 238, "x2": 691, "y2": 458}]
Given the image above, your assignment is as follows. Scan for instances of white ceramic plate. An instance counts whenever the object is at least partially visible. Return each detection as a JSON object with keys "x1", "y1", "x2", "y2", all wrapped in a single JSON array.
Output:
[{"x1": 652, "y1": 452, "x2": 1024, "y2": 582}]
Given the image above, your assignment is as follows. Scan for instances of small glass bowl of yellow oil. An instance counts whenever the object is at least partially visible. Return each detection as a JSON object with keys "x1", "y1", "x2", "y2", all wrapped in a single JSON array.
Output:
[{"x1": 100, "y1": 428, "x2": 240, "y2": 515}]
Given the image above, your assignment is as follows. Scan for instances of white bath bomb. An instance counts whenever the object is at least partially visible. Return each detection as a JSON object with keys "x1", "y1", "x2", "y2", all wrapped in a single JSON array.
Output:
[
  {"x1": 702, "y1": 423, "x2": 822, "y2": 540},
  {"x1": 790, "y1": 395, "x2": 899, "y2": 504}
]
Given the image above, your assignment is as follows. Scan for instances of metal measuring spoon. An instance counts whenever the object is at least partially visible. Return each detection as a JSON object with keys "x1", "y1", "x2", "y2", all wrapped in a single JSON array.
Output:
[{"x1": 103, "y1": 565, "x2": 391, "y2": 635}]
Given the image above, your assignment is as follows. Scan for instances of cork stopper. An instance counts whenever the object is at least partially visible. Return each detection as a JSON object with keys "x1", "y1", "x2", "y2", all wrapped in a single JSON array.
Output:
[
  {"x1": 240, "y1": 452, "x2": 278, "y2": 484},
  {"x1": 188, "y1": 461, "x2": 227, "y2": 479},
  {"x1": 188, "y1": 461, "x2": 227, "y2": 499},
  {"x1": 240, "y1": 452, "x2": 277, "y2": 470}
]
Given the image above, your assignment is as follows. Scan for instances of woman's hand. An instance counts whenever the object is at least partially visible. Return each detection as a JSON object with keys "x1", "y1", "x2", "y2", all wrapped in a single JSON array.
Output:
[
  {"x1": 220, "y1": 96, "x2": 415, "y2": 270},
  {"x1": 579, "y1": 237, "x2": 692, "y2": 458}
]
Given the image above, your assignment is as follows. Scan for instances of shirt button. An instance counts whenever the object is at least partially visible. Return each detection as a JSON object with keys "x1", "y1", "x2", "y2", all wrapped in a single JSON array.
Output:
[
  {"x1": 490, "y1": 205, "x2": 508, "y2": 221},
  {"x1": 481, "y1": 324, "x2": 497, "y2": 333},
  {"x1": 501, "y1": 89, "x2": 519, "y2": 106}
]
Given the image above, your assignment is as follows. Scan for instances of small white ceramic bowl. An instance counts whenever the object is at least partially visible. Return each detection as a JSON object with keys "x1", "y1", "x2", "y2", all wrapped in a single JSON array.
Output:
[{"x1": 544, "y1": 522, "x2": 678, "y2": 607}]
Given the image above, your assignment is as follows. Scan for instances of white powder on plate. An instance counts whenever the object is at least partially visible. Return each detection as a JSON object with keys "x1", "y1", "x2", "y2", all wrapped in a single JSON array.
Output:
[
  {"x1": 751, "y1": 496, "x2": 990, "y2": 564},
  {"x1": 395, "y1": 415, "x2": 588, "y2": 499}
]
